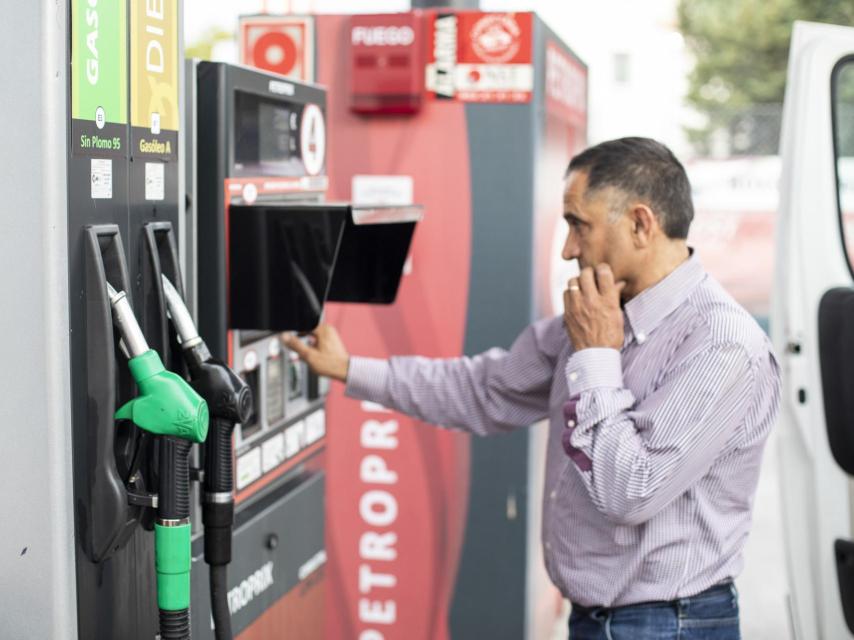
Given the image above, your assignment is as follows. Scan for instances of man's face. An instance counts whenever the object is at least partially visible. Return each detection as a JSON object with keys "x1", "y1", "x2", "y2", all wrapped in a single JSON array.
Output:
[{"x1": 561, "y1": 170, "x2": 634, "y2": 281}]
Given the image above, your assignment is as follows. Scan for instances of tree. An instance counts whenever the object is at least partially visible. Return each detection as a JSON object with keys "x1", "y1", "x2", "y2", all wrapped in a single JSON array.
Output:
[{"x1": 678, "y1": 0, "x2": 854, "y2": 155}]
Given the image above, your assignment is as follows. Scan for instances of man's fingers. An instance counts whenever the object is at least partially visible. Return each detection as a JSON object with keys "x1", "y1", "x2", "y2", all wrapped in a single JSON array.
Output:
[
  {"x1": 313, "y1": 323, "x2": 338, "y2": 347},
  {"x1": 579, "y1": 267, "x2": 597, "y2": 299},
  {"x1": 283, "y1": 333, "x2": 313, "y2": 361},
  {"x1": 595, "y1": 264, "x2": 616, "y2": 294},
  {"x1": 566, "y1": 278, "x2": 581, "y2": 304},
  {"x1": 565, "y1": 278, "x2": 582, "y2": 317}
]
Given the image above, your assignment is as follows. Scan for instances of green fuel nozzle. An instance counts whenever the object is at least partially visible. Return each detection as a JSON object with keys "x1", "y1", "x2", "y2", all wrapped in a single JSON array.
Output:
[
  {"x1": 108, "y1": 284, "x2": 208, "y2": 444},
  {"x1": 106, "y1": 283, "x2": 207, "y2": 639},
  {"x1": 114, "y1": 350, "x2": 208, "y2": 444}
]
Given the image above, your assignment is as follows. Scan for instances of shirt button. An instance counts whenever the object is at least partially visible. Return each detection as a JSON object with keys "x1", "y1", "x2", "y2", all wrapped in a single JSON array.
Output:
[
  {"x1": 636, "y1": 332, "x2": 647, "y2": 344},
  {"x1": 545, "y1": 541, "x2": 552, "y2": 550},
  {"x1": 567, "y1": 419, "x2": 576, "y2": 428},
  {"x1": 550, "y1": 490, "x2": 557, "y2": 500},
  {"x1": 569, "y1": 372, "x2": 578, "y2": 382}
]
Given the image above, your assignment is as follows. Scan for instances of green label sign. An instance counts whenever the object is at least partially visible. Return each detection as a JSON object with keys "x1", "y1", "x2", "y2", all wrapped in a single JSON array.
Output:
[{"x1": 72, "y1": 0, "x2": 127, "y2": 125}]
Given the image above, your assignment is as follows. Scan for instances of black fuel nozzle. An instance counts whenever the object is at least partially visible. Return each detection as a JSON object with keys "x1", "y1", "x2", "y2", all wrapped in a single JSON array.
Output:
[
  {"x1": 193, "y1": 355, "x2": 251, "y2": 584},
  {"x1": 160, "y1": 274, "x2": 253, "y2": 501},
  {"x1": 161, "y1": 275, "x2": 253, "y2": 640}
]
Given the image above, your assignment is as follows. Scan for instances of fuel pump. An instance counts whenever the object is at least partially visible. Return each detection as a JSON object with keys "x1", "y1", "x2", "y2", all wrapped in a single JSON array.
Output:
[
  {"x1": 2, "y1": 2, "x2": 425, "y2": 635},
  {"x1": 161, "y1": 274, "x2": 253, "y2": 640},
  {"x1": 186, "y1": 60, "x2": 422, "y2": 637},
  {"x1": 106, "y1": 283, "x2": 208, "y2": 640}
]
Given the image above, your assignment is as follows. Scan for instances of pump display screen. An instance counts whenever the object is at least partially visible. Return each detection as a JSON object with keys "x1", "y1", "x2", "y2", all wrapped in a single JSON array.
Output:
[
  {"x1": 233, "y1": 91, "x2": 303, "y2": 177},
  {"x1": 228, "y1": 204, "x2": 347, "y2": 331}
]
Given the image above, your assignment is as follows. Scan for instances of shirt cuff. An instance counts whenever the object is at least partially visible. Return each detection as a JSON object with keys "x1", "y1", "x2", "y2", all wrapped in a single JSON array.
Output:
[
  {"x1": 345, "y1": 356, "x2": 390, "y2": 403},
  {"x1": 565, "y1": 348, "x2": 624, "y2": 396}
]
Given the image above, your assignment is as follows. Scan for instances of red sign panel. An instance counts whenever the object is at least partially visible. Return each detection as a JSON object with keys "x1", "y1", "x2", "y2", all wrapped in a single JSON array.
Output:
[
  {"x1": 239, "y1": 15, "x2": 315, "y2": 83},
  {"x1": 545, "y1": 40, "x2": 587, "y2": 126},
  {"x1": 426, "y1": 12, "x2": 534, "y2": 104},
  {"x1": 349, "y1": 13, "x2": 425, "y2": 114}
]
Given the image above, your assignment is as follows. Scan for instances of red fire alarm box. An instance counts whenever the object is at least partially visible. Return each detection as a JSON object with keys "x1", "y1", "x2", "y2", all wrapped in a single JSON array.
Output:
[{"x1": 349, "y1": 13, "x2": 425, "y2": 114}]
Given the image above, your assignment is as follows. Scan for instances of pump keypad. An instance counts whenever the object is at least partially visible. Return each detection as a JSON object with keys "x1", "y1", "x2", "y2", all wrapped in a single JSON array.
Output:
[{"x1": 230, "y1": 331, "x2": 327, "y2": 495}]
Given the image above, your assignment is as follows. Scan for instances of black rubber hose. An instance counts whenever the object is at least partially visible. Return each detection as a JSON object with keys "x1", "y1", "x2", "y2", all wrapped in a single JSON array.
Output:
[
  {"x1": 184, "y1": 351, "x2": 249, "y2": 640},
  {"x1": 210, "y1": 564, "x2": 233, "y2": 640},
  {"x1": 204, "y1": 418, "x2": 237, "y2": 640},
  {"x1": 159, "y1": 608, "x2": 191, "y2": 640},
  {"x1": 203, "y1": 419, "x2": 236, "y2": 568},
  {"x1": 158, "y1": 437, "x2": 192, "y2": 520},
  {"x1": 205, "y1": 417, "x2": 234, "y2": 493}
]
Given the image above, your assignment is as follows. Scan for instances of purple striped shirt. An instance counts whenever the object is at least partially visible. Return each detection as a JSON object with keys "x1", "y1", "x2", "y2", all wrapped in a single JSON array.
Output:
[{"x1": 345, "y1": 254, "x2": 781, "y2": 607}]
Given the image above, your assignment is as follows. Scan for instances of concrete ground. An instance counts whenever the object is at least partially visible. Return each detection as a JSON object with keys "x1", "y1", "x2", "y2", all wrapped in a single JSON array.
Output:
[{"x1": 737, "y1": 429, "x2": 792, "y2": 639}]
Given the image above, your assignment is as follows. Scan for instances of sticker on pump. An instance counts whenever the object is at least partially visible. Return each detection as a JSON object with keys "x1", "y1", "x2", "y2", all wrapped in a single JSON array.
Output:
[
  {"x1": 242, "y1": 182, "x2": 258, "y2": 205},
  {"x1": 305, "y1": 410, "x2": 326, "y2": 445},
  {"x1": 262, "y1": 433, "x2": 286, "y2": 473},
  {"x1": 236, "y1": 448, "x2": 262, "y2": 490},
  {"x1": 90, "y1": 159, "x2": 113, "y2": 199},
  {"x1": 243, "y1": 349, "x2": 259, "y2": 371},
  {"x1": 285, "y1": 421, "x2": 305, "y2": 458},
  {"x1": 352, "y1": 175, "x2": 414, "y2": 206},
  {"x1": 145, "y1": 162, "x2": 165, "y2": 201},
  {"x1": 300, "y1": 104, "x2": 326, "y2": 176}
]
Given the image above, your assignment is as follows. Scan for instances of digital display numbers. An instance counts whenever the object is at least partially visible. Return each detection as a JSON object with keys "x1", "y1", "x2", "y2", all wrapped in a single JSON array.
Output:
[{"x1": 233, "y1": 90, "x2": 303, "y2": 177}]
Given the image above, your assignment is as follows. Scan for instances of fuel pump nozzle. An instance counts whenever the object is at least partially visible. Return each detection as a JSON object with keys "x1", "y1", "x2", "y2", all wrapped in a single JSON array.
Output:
[
  {"x1": 106, "y1": 283, "x2": 208, "y2": 640},
  {"x1": 162, "y1": 275, "x2": 253, "y2": 640}
]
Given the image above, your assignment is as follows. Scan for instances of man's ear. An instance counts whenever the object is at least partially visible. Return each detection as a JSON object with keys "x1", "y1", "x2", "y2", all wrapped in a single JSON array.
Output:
[{"x1": 629, "y1": 204, "x2": 657, "y2": 248}]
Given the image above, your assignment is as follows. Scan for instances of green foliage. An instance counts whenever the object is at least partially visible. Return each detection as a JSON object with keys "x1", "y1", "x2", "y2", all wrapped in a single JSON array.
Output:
[
  {"x1": 835, "y1": 64, "x2": 854, "y2": 158},
  {"x1": 678, "y1": 0, "x2": 854, "y2": 154}
]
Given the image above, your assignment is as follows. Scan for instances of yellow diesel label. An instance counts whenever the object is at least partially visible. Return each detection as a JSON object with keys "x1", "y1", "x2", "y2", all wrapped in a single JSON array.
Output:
[{"x1": 130, "y1": 0, "x2": 178, "y2": 132}]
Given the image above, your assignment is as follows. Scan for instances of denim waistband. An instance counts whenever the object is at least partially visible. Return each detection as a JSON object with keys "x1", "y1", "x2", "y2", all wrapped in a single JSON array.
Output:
[{"x1": 570, "y1": 579, "x2": 735, "y2": 616}]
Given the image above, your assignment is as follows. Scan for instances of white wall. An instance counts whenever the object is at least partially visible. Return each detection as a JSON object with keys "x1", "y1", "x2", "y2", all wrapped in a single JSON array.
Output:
[
  {"x1": 184, "y1": 0, "x2": 410, "y2": 61},
  {"x1": 186, "y1": 2, "x2": 691, "y2": 154},
  {"x1": 479, "y1": 0, "x2": 690, "y2": 155}
]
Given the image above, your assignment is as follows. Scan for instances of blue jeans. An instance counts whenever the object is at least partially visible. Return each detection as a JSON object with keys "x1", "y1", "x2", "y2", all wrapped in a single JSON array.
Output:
[{"x1": 568, "y1": 582, "x2": 740, "y2": 639}]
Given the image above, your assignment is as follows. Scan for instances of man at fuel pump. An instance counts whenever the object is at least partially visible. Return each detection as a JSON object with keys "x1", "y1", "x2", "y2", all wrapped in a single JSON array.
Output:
[{"x1": 285, "y1": 137, "x2": 780, "y2": 639}]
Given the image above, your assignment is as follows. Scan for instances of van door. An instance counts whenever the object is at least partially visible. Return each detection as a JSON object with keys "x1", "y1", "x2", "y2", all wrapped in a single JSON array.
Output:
[{"x1": 775, "y1": 20, "x2": 854, "y2": 640}]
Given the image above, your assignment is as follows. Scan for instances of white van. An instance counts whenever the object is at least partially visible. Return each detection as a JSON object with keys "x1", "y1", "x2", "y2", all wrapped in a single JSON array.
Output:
[{"x1": 774, "y1": 20, "x2": 854, "y2": 640}]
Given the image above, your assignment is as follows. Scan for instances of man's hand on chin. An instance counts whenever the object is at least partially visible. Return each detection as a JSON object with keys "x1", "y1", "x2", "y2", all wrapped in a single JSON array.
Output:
[{"x1": 564, "y1": 263, "x2": 626, "y2": 351}]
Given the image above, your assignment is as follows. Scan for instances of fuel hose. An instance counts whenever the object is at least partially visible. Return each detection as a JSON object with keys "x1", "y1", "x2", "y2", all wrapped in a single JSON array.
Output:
[
  {"x1": 108, "y1": 284, "x2": 208, "y2": 640},
  {"x1": 162, "y1": 275, "x2": 253, "y2": 640}
]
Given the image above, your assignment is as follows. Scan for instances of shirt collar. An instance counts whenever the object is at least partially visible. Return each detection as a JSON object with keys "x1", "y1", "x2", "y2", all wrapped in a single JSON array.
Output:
[{"x1": 623, "y1": 250, "x2": 705, "y2": 344}]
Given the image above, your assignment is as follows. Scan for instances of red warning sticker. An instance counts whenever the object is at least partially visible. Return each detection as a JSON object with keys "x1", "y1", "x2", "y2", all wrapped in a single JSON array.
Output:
[
  {"x1": 426, "y1": 12, "x2": 533, "y2": 104},
  {"x1": 239, "y1": 15, "x2": 315, "y2": 83}
]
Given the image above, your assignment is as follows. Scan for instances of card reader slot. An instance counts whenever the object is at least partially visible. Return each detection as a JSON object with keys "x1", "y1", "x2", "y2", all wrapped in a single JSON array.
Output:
[{"x1": 267, "y1": 354, "x2": 285, "y2": 424}]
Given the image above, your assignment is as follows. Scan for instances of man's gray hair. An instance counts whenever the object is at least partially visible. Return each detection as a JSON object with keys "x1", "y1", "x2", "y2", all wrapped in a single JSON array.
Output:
[{"x1": 566, "y1": 137, "x2": 694, "y2": 239}]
